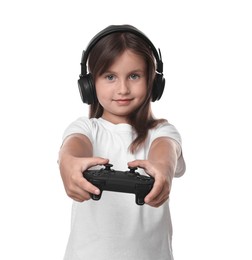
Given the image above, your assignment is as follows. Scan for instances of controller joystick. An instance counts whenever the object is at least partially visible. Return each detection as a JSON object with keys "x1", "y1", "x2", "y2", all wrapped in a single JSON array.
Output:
[
  {"x1": 128, "y1": 166, "x2": 137, "y2": 172},
  {"x1": 83, "y1": 164, "x2": 154, "y2": 205},
  {"x1": 104, "y1": 163, "x2": 113, "y2": 171}
]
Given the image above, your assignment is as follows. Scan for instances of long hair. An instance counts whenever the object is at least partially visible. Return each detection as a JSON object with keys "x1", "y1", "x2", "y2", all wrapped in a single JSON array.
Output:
[{"x1": 87, "y1": 31, "x2": 166, "y2": 153}]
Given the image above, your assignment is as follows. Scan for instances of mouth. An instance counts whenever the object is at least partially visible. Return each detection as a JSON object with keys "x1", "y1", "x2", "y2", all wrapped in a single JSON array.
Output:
[{"x1": 114, "y1": 98, "x2": 133, "y2": 105}]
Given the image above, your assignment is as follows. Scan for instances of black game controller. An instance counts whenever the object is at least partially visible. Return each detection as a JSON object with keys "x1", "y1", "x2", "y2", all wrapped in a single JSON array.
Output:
[{"x1": 83, "y1": 164, "x2": 154, "y2": 205}]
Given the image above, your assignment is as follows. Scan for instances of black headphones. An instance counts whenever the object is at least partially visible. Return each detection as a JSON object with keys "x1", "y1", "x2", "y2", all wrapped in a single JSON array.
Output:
[{"x1": 78, "y1": 25, "x2": 165, "y2": 104}]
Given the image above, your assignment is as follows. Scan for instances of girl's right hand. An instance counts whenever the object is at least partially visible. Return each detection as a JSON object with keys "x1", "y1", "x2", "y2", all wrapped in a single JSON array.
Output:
[{"x1": 59, "y1": 155, "x2": 109, "y2": 202}]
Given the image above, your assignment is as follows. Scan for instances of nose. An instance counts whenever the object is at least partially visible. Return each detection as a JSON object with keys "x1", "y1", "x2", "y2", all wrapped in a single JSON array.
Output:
[{"x1": 117, "y1": 79, "x2": 130, "y2": 95}]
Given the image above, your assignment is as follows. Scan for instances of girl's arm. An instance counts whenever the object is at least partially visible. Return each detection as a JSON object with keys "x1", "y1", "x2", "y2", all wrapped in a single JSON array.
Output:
[
  {"x1": 58, "y1": 134, "x2": 109, "y2": 202},
  {"x1": 128, "y1": 136, "x2": 180, "y2": 207}
]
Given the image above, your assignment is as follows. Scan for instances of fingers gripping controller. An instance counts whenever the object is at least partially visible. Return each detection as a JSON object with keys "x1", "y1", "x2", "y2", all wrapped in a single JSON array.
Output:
[{"x1": 83, "y1": 164, "x2": 154, "y2": 205}]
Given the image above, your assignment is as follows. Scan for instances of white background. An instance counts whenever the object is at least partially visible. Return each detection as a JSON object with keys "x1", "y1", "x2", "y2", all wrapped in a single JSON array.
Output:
[{"x1": 0, "y1": 0, "x2": 251, "y2": 259}]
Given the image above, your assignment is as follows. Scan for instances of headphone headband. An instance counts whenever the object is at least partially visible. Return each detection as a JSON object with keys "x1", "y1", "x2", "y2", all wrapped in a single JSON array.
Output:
[{"x1": 80, "y1": 24, "x2": 163, "y2": 77}]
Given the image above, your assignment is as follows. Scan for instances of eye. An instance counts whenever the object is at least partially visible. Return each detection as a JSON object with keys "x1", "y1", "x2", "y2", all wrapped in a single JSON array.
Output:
[
  {"x1": 105, "y1": 74, "x2": 115, "y2": 81},
  {"x1": 129, "y1": 73, "x2": 140, "y2": 80}
]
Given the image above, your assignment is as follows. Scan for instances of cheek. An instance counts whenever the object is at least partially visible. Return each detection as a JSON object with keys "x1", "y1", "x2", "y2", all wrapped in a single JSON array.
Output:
[
  {"x1": 95, "y1": 82, "x2": 107, "y2": 100},
  {"x1": 95, "y1": 91, "x2": 106, "y2": 104},
  {"x1": 95, "y1": 86, "x2": 113, "y2": 107},
  {"x1": 134, "y1": 84, "x2": 148, "y2": 100}
]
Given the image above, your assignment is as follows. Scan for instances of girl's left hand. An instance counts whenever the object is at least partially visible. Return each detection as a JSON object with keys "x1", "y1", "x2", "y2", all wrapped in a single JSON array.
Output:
[{"x1": 127, "y1": 160, "x2": 172, "y2": 207}]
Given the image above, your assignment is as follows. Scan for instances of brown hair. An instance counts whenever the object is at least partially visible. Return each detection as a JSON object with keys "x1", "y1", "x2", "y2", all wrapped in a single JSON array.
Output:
[{"x1": 87, "y1": 31, "x2": 166, "y2": 153}]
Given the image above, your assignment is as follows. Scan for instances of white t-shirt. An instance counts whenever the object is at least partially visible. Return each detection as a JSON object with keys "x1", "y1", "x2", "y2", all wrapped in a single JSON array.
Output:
[{"x1": 62, "y1": 117, "x2": 186, "y2": 260}]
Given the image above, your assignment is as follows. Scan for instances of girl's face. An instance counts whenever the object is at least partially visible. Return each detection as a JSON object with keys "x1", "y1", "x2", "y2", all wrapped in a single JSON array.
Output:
[{"x1": 95, "y1": 50, "x2": 147, "y2": 124}]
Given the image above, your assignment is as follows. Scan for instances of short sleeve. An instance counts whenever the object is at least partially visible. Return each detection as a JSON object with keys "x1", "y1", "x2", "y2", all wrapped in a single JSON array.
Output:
[
  {"x1": 62, "y1": 116, "x2": 93, "y2": 143},
  {"x1": 150, "y1": 122, "x2": 186, "y2": 178}
]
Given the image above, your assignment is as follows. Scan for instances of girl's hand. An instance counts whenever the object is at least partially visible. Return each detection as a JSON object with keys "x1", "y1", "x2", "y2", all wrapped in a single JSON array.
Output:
[
  {"x1": 59, "y1": 155, "x2": 109, "y2": 202},
  {"x1": 128, "y1": 159, "x2": 173, "y2": 208}
]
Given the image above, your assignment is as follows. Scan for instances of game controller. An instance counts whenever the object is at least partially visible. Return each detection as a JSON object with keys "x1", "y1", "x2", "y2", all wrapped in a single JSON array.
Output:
[{"x1": 83, "y1": 164, "x2": 154, "y2": 205}]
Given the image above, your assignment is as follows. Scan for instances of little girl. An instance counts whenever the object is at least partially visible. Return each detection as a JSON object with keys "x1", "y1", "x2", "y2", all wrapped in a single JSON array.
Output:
[{"x1": 58, "y1": 24, "x2": 186, "y2": 260}]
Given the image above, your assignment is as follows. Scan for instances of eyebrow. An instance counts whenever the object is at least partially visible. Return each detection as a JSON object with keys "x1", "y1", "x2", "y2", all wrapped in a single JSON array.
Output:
[{"x1": 103, "y1": 69, "x2": 145, "y2": 74}]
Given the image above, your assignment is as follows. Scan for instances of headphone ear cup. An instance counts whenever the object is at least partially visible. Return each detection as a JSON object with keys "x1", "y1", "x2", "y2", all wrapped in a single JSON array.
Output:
[
  {"x1": 152, "y1": 74, "x2": 165, "y2": 102},
  {"x1": 78, "y1": 74, "x2": 97, "y2": 104}
]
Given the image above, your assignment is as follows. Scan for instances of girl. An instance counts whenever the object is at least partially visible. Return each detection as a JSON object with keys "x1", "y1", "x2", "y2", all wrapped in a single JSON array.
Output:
[{"x1": 58, "y1": 24, "x2": 186, "y2": 260}]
